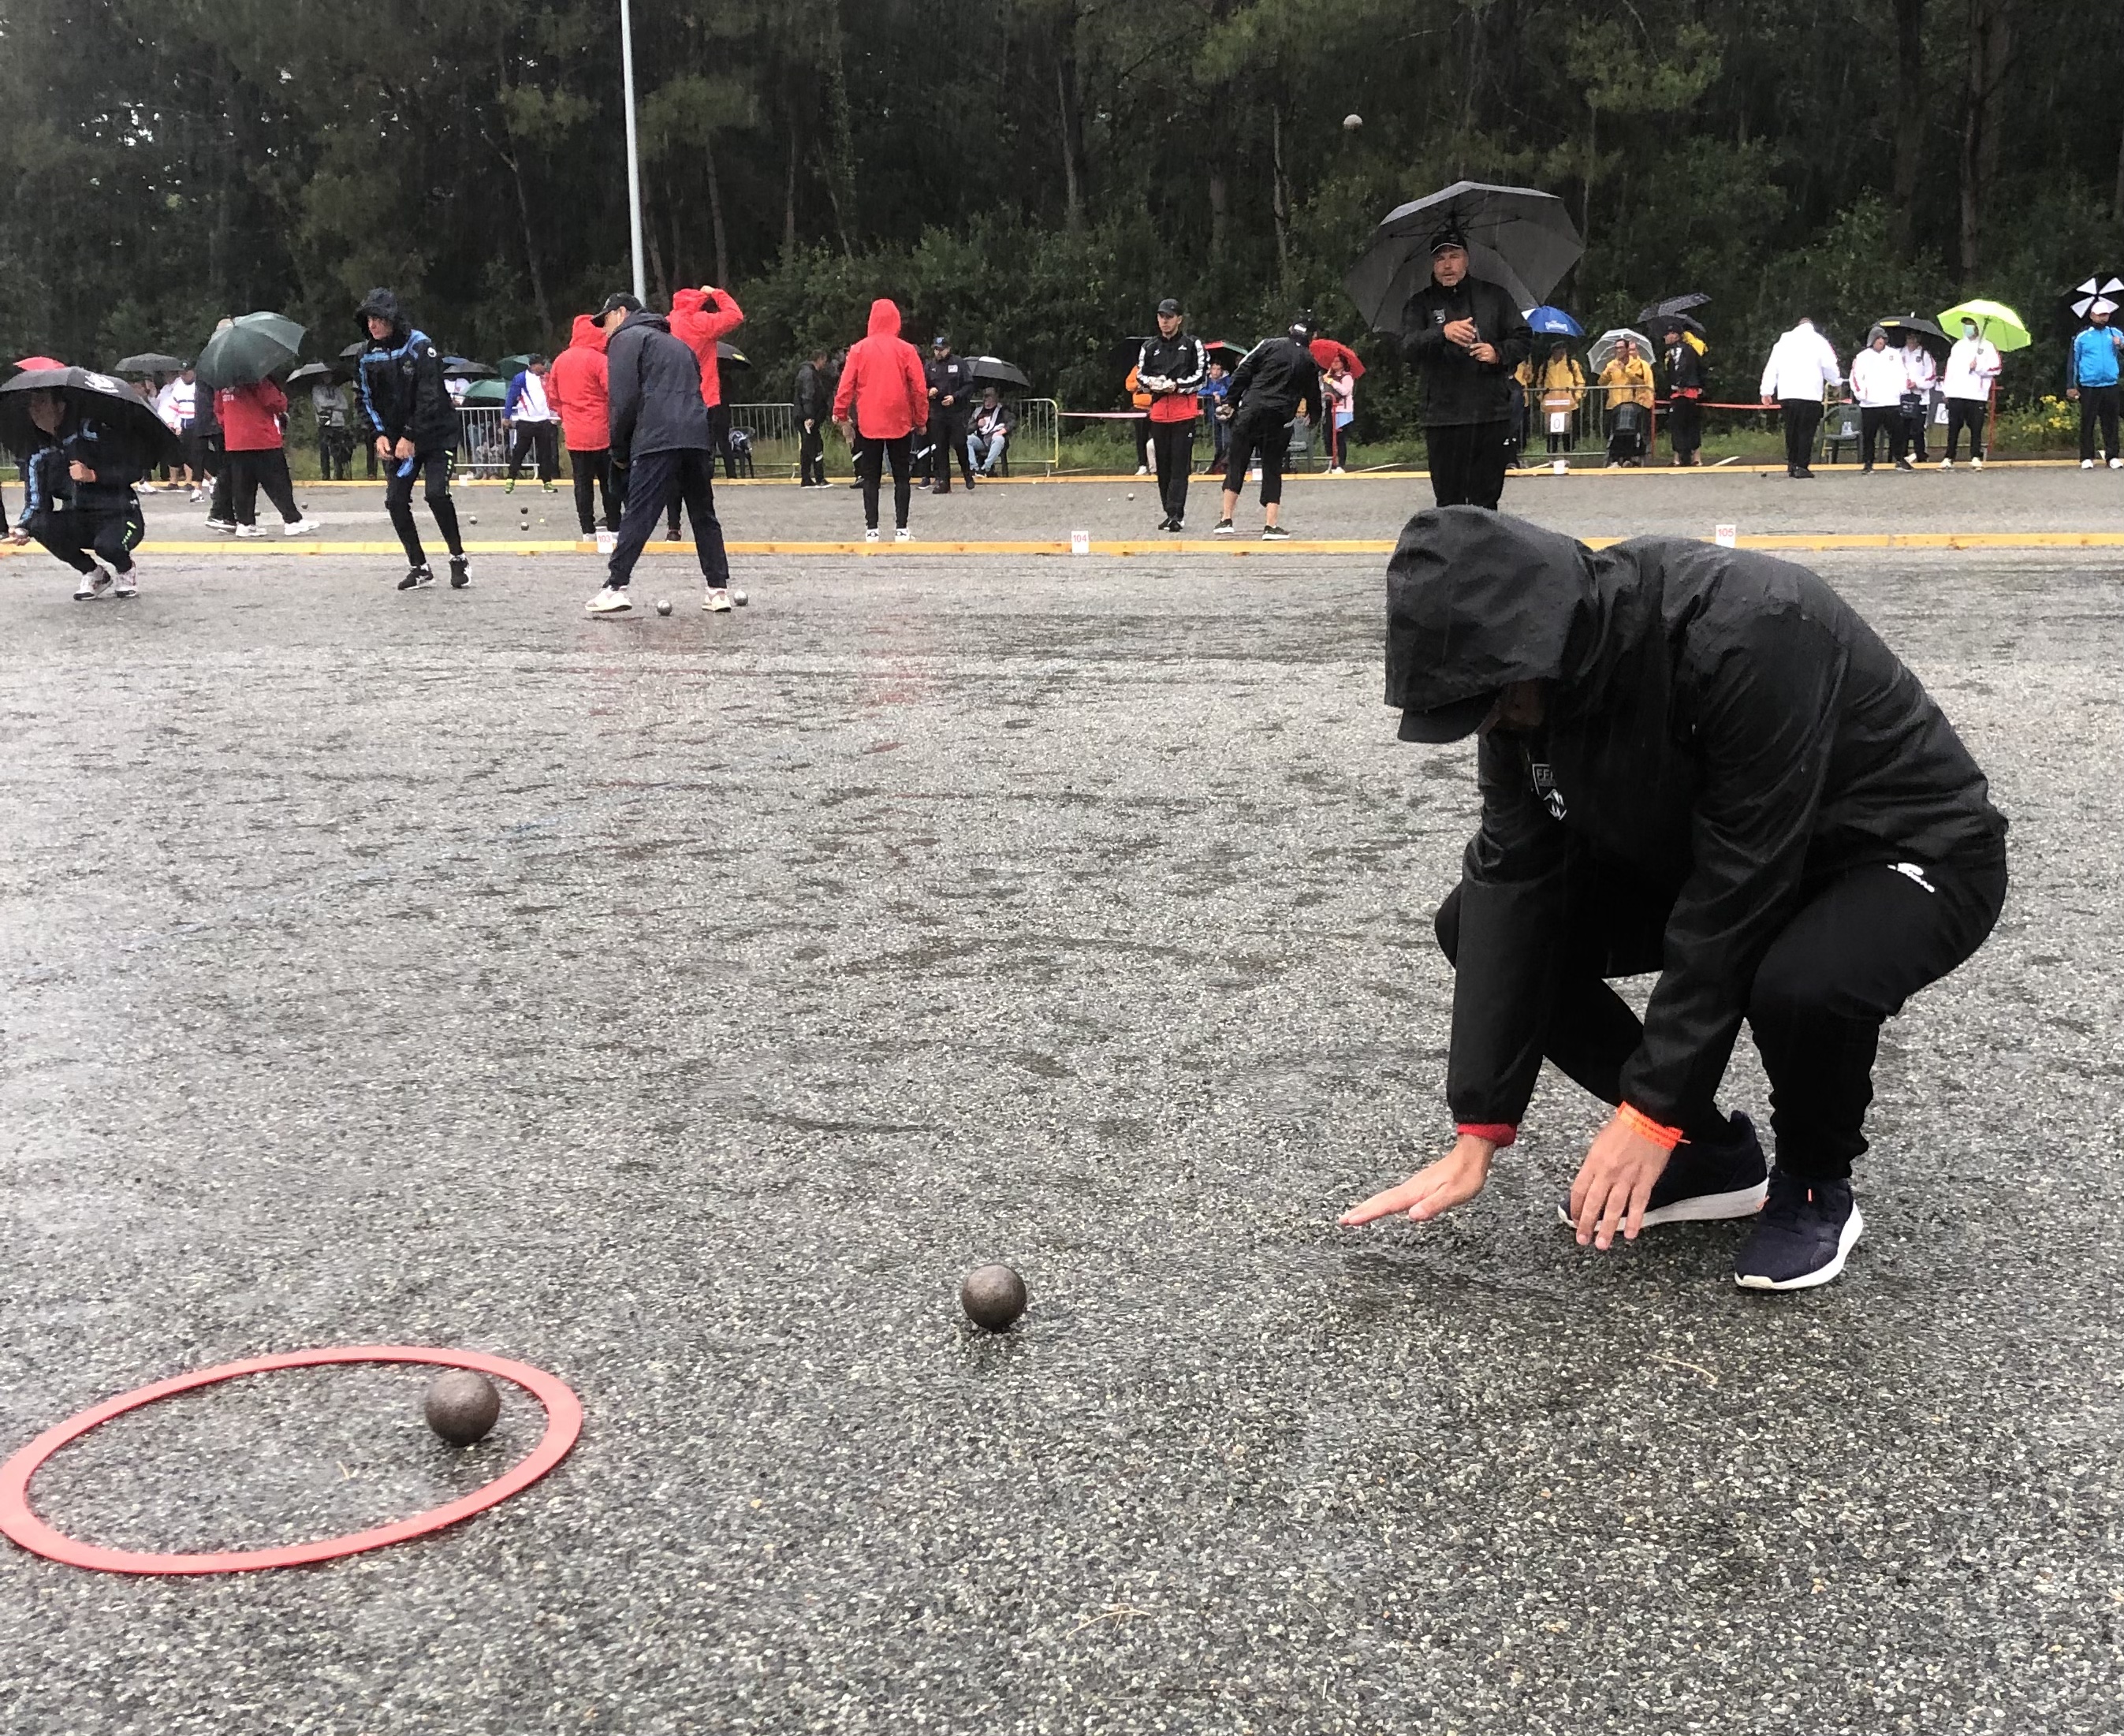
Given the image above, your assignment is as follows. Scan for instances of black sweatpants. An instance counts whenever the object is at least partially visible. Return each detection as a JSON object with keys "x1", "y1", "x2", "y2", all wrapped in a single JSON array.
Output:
[
  {"x1": 2077, "y1": 384, "x2": 2119, "y2": 461},
  {"x1": 799, "y1": 420, "x2": 826, "y2": 486},
  {"x1": 1425, "y1": 420, "x2": 1512, "y2": 509},
  {"x1": 1150, "y1": 419, "x2": 1194, "y2": 521},
  {"x1": 609, "y1": 446, "x2": 727, "y2": 588},
  {"x1": 931, "y1": 410, "x2": 971, "y2": 488},
  {"x1": 229, "y1": 449, "x2": 300, "y2": 527},
  {"x1": 32, "y1": 503, "x2": 145, "y2": 575},
  {"x1": 858, "y1": 434, "x2": 914, "y2": 529},
  {"x1": 1858, "y1": 405, "x2": 1907, "y2": 467},
  {"x1": 1944, "y1": 397, "x2": 1986, "y2": 460},
  {"x1": 1668, "y1": 396, "x2": 1702, "y2": 459},
  {"x1": 568, "y1": 447, "x2": 618, "y2": 535},
  {"x1": 507, "y1": 421, "x2": 559, "y2": 483},
  {"x1": 1434, "y1": 848, "x2": 2007, "y2": 1179},
  {"x1": 384, "y1": 449, "x2": 464, "y2": 568},
  {"x1": 1780, "y1": 397, "x2": 1823, "y2": 471},
  {"x1": 1223, "y1": 412, "x2": 1291, "y2": 505}
]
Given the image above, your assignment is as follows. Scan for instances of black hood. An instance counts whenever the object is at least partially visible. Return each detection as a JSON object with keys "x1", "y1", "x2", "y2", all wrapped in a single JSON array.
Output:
[
  {"x1": 617, "y1": 308, "x2": 671, "y2": 337},
  {"x1": 356, "y1": 288, "x2": 408, "y2": 342},
  {"x1": 1385, "y1": 509, "x2": 1600, "y2": 719}
]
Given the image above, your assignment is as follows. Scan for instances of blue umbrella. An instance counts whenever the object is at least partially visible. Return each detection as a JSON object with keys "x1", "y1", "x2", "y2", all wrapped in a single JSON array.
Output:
[{"x1": 1526, "y1": 304, "x2": 1582, "y2": 337}]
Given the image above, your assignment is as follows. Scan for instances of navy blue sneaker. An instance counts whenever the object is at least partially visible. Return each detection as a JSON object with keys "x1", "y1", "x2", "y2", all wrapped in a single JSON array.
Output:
[
  {"x1": 1734, "y1": 1170, "x2": 1863, "y2": 1291},
  {"x1": 1558, "y1": 1111, "x2": 1768, "y2": 1228}
]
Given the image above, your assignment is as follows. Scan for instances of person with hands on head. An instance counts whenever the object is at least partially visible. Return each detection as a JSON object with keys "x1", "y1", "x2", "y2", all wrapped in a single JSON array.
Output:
[
  {"x1": 669, "y1": 282, "x2": 746, "y2": 479},
  {"x1": 1398, "y1": 225, "x2": 1532, "y2": 509},
  {"x1": 1340, "y1": 509, "x2": 2007, "y2": 1291},
  {"x1": 1135, "y1": 297, "x2": 1208, "y2": 531}
]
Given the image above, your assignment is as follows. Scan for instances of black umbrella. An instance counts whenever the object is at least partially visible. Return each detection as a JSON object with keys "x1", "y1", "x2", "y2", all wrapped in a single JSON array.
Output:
[
  {"x1": 967, "y1": 354, "x2": 1029, "y2": 388},
  {"x1": 0, "y1": 366, "x2": 187, "y2": 468},
  {"x1": 1876, "y1": 313, "x2": 1951, "y2": 364},
  {"x1": 1109, "y1": 335, "x2": 1153, "y2": 370},
  {"x1": 442, "y1": 359, "x2": 495, "y2": 380},
  {"x1": 114, "y1": 352, "x2": 187, "y2": 376},
  {"x1": 1345, "y1": 181, "x2": 1583, "y2": 333},
  {"x1": 717, "y1": 341, "x2": 751, "y2": 371},
  {"x1": 196, "y1": 311, "x2": 307, "y2": 389},
  {"x1": 1643, "y1": 311, "x2": 1707, "y2": 341},
  {"x1": 1638, "y1": 293, "x2": 1710, "y2": 326}
]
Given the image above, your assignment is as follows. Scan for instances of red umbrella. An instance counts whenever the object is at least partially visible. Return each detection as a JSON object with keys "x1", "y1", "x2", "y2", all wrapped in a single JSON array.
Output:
[
  {"x1": 13, "y1": 355, "x2": 65, "y2": 371},
  {"x1": 1309, "y1": 337, "x2": 1366, "y2": 379}
]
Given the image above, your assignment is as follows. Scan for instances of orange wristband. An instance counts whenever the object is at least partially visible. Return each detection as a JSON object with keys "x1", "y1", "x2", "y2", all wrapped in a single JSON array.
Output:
[{"x1": 1616, "y1": 1104, "x2": 1684, "y2": 1149}]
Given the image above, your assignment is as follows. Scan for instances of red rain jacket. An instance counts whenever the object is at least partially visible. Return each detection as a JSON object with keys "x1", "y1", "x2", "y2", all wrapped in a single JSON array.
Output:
[
  {"x1": 669, "y1": 286, "x2": 745, "y2": 410},
  {"x1": 547, "y1": 315, "x2": 612, "y2": 452},
  {"x1": 218, "y1": 379, "x2": 287, "y2": 452},
  {"x1": 832, "y1": 300, "x2": 930, "y2": 441}
]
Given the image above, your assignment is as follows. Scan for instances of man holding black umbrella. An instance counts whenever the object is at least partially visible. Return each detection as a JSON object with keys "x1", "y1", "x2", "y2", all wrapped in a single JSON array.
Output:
[{"x1": 1398, "y1": 228, "x2": 1532, "y2": 509}]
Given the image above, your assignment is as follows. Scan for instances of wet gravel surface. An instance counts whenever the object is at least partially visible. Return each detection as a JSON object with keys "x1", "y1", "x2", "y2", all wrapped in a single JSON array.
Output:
[{"x1": 2, "y1": 546, "x2": 2121, "y2": 1733}]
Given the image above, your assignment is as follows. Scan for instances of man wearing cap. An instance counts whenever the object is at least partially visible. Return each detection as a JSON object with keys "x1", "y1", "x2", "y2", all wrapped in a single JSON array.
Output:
[
  {"x1": 1398, "y1": 226, "x2": 1533, "y2": 510},
  {"x1": 2066, "y1": 297, "x2": 2123, "y2": 471},
  {"x1": 1341, "y1": 509, "x2": 2007, "y2": 1291},
  {"x1": 1135, "y1": 299, "x2": 1208, "y2": 532},
  {"x1": 925, "y1": 333, "x2": 979, "y2": 492}
]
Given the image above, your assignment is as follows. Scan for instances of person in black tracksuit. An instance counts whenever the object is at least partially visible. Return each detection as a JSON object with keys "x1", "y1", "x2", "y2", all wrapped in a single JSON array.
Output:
[
  {"x1": 1215, "y1": 320, "x2": 1323, "y2": 537},
  {"x1": 794, "y1": 349, "x2": 832, "y2": 486},
  {"x1": 1399, "y1": 227, "x2": 1533, "y2": 509},
  {"x1": 7, "y1": 395, "x2": 147, "y2": 598},
  {"x1": 924, "y1": 336, "x2": 979, "y2": 490},
  {"x1": 587, "y1": 293, "x2": 732, "y2": 617},
  {"x1": 1342, "y1": 509, "x2": 2007, "y2": 1292},
  {"x1": 1135, "y1": 297, "x2": 1208, "y2": 531},
  {"x1": 355, "y1": 287, "x2": 468, "y2": 590}
]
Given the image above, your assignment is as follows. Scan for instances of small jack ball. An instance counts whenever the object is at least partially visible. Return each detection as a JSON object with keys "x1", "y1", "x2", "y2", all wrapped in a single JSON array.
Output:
[
  {"x1": 960, "y1": 1263, "x2": 1027, "y2": 1332},
  {"x1": 732, "y1": 587, "x2": 748, "y2": 606},
  {"x1": 655, "y1": 598, "x2": 673, "y2": 615},
  {"x1": 1343, "y1": 113, "x2": 1363, "y2": 130},
  {"x1": 1126, "y1": 491, "x2": 1135, "y2": 500},
  {"x1": 424, "y1": 1370, "x2": 501, "y2": 1446}
]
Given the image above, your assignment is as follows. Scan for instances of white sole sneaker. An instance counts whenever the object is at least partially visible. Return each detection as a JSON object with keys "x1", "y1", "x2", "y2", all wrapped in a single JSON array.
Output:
[
  {"x1": 585, "y1": 589, "x2": 632, "y2": 617},
  {"x1": 1556, "y1": 1180, "x2": 1768, "y2": 1230},
  {"x1": 702, "y1": 588, "x2": 732, "y2": 613},
  {"x1": 894, "y1": 529, "x2": 913, "y2": 542},
  {"x1": 234, "y1": 527, "x2": 268, "y2": 539},
  {"x1": 113, "y1": 572, "x2": 138, "y2": 598},
  {"x1": 285, "y1": 519, "x2": 322, "y2": 537},
  {"x1": 863, "y1": 530, "x2": 881, "y2": 543},
  {"x1": 1734, "y1": 1203, "x2": 1865, "y2": 1291}
]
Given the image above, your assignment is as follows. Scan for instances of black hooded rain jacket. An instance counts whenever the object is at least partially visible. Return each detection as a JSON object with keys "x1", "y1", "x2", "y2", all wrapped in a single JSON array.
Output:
[
  {"x1": 355, "y1": 289, "x2": 459, "y2": 454},
  {"x1": 1386, "y1": 509, "x2": 2007, "y2": 1131}
]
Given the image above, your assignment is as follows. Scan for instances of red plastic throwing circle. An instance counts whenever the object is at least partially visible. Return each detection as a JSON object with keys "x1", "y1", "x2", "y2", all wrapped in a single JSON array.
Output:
[{"x1": 0, "y1": 1346, "x2": 582, "y2": 1575}]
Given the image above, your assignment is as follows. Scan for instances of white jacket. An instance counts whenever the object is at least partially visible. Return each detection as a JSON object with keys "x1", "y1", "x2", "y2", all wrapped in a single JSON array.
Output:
[
  {"x1": 1943, "y1": 337, "x2": 2000, "y2": 400},
  {"x1": 1900, "y1": 345, "x2": 1937, "y2": 392},
  {"x1": 1761, "y1": 322, "x2": 1841, "y2": 401},
  {"x1": 1850, "y1": 346, "x2": 1908, "y2": 408}
]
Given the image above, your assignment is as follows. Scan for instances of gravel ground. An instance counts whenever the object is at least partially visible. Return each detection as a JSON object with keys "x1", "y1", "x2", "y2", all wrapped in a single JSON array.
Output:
[{"x1": 1, "y1": 546, "x2": 2119, "y2": 1734}]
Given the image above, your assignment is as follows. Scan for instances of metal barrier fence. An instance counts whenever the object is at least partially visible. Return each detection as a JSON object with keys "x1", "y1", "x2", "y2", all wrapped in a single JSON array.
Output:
[{"x1": 456, "y1": 408, "x2": 510, "y2": 476}]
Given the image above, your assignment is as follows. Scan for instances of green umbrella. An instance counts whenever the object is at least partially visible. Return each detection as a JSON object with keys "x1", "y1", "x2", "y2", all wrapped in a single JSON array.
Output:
[
  {"x1": 196, "y1": 311, "x2": 307, "y2": 388},
  {"x1": 497, "y1": 354, "x2": 536, "y2": 376},
  {"x1": 1937, "y1": 299, "x2": 2031, "y2": 352},
  {"x1": 460, "y1": 378, "x2": 507, "y2": 406}
]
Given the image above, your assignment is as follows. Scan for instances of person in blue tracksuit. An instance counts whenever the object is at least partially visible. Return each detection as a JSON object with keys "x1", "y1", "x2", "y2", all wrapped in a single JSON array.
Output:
[
  {"x1": 356, "y1": 287, "x2": 469, "y2": 591},
  {"x1": 2067, "y1": 300, "x2": 2123, "y2": 469},
  {"x1": 5, "y1": 389, "x2": 147, "y2": 599}
]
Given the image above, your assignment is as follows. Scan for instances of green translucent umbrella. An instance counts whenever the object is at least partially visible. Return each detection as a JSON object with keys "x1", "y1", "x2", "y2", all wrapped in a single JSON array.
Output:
[
  {"x1": 1937, "y1": 299, "x2": 2031, "y2": 352},
  {"x1": 196, "y1": 311, "x2": 307, "y2": 387},
  {"x1": 460, "y1": 378, "x2": 507, "y2": 406}
]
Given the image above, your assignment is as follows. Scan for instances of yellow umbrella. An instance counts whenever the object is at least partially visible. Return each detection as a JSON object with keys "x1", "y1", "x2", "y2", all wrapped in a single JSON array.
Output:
[{"x1": 1937, "y1": 299, "x2": 2031, "y2": 352}]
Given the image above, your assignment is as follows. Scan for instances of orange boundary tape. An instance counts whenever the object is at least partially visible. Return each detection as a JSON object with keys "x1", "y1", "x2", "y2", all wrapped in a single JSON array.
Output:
[{"x1": 0, "y1": 1345, "x2": 582, "y2": 1575}]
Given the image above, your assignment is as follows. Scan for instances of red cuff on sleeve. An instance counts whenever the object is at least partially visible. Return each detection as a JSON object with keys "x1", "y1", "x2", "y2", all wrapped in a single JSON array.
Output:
[
  {"x1": 1456, "y1": 1123, "x2": 1518, "y2": 1149},
  {"x1": 1617, "y1": 1104, "x2": 1684, "y2": 1149}
]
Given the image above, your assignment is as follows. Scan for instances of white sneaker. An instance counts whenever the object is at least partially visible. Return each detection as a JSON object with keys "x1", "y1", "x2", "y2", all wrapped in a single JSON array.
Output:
[
  {"x1": 1972, "y1": 455, "x2": 1983, "y2": 470},
  {"x1": 2111, "y1": 457, "x2": 2123, "y2": 470},
  {"x1": 594, "y1": 530, "x2": 617, "y2": 555},
  {"x1": 1328, "y1": 465, "x2": 1345, "y2": 475},
  {"x1": 2082, "y1": 459, "x2": 2096, "y2": 470},
  {"x1": 863, "y1": 528, "x2": 881, "y2": 543},
  {"x1": 188, "y1": 487, "x2": 203, "y2": 504},
  {"x1": 284, "y1": 516, "x2": 321, "y2": 537},
  {"x1": 138, "y1": 482, "x2": 159, "y2": 494},
  {"x1": 73, "y1": 566, "x2": 114, "y2": 601},
  {"x1": 702, "y1": 587, "x2": 732, "y2": 613},
  {"x1": 234, "y1": 524, "x2": 268, "y2": 539},
  {"x1": 894, "y1": 527, "x2": 913, "y2": 542},
  {"x1": 113, "y1": 565, "x2": 138, "y2": 598},
  {"x1": 1134, "y1": 465, "x2": 1150, "y2": 477},
  {"x1": 585, "y1": 585, "x2": 633, "y2": 617}
]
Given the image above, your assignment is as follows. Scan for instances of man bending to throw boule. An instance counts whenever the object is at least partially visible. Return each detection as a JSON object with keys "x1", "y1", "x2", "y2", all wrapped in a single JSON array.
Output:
[{"x1": 1341, "y1": 509, "x2": 2007, "y2": 1289}]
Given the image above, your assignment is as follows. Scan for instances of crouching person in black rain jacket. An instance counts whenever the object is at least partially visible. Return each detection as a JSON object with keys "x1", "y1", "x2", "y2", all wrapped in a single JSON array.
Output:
[
  {"x1": 6, "y1": 386, "x2": 147, "y2": 600},
  {"x1": 1341, "y1": 509, "x2": 2007, "y2": 1291}
]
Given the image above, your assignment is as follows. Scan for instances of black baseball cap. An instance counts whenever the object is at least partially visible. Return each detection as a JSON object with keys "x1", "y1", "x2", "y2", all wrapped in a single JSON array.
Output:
[
  {"x1": 1396, "y1": 691, "x2": 1499, "y2": 743},
  {"x1": 1156, "y1": 298, "x2": 1180, "y2": 316},
  {"x1": 597, "y1": 292, "x2": 642, "y2": 317},
  {"x1": 931, "y1": 332, "x2": 952, "y2": 347},
  {"x1": 1429, "y1": 223, "x2": 1470, "y2": 255}
]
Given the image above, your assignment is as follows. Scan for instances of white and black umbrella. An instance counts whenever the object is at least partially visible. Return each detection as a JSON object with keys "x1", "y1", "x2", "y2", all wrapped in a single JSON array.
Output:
[
  {"x1": 2067, "y1": 274, "x2": 2123, "y2": 323},
  {"x1": 1345, "y1": 181, "x2": 1583, "y2": 333},
  {"x1": 1588, "y1": 328, "x2": 1654, "y2": 374}
]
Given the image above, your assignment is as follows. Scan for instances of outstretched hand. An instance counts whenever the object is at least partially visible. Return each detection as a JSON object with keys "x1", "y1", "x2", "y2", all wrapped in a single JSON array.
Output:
[
  {"x1": 1567, "y1": 1115, "x2": 1674, "y2": 1249},
  {"x1": 1340, "y1": 1134, "x2": 1496, "y2": 1227}
]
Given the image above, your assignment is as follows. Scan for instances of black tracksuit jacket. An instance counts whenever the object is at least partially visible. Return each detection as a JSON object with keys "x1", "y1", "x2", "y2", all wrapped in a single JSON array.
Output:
[
  {"x1": 793, "y1": 362, "x2": 831, "y2": 424},
  {"x1": 1385, "y1": 509, "x2": 2007, "y2": 1129},
  {"x1": 1227, "y1": 336, "x2": 1324, "y2": 426},
  {"x1": 1399, "y1": 277, "x2": 1533, "y2": 426},
  {"x1": 1135, "y1": 333, "x2": 1208, "y2": 402},
  {"x1": 354, "y1": 289, "x2": 460, "y2": 453}
]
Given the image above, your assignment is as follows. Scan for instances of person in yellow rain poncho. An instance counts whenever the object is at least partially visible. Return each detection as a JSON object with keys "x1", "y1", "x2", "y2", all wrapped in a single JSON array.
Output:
[
  {"x1": 1515, "y1": 340, "x2": 1587, "y2": 456},
  {"x1": 1597, "y1": 337, "x2": 1655, "y2": 466}
]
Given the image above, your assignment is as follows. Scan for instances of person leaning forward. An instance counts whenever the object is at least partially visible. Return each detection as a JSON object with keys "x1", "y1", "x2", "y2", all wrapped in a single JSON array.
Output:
[
  {"x1": 1341, "y1": 509, "x2": 2007, "y2": 1291},
  {"x1": 1398, "y1": 225, "x2": 1531, "y2": 509}
]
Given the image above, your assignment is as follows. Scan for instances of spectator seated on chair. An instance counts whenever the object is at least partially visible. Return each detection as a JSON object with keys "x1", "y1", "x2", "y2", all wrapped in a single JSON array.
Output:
[{"x1": 967, "y1": 389, "x2": 1015, "y2": 477}]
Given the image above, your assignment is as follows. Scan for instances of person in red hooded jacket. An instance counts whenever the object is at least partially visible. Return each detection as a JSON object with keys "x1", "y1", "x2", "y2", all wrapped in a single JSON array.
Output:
[
  {"x1": 831, "y1": 299, "x2": 930, "y2": 542},
  {"x1": 669, "y1": 284, "x2": 745, "y2": 480},
  {"x1": 217, "y1": 378, "x2": 319, "y2": 539},
  {"x1": 547, "y1": 313, "x2": 619, "y2": 541}
]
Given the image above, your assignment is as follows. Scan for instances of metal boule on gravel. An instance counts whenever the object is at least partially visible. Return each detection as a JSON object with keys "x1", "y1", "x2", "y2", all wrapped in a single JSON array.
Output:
[
  {"x1": 732, "y1": 588, "x2": 748, "y2": 606},
  {"x1": 960, "y1": 1263, "x2": 1027, "y2": 1332},
  {"x1": 424, "y1": 1370, "x2": 501, "y2": 1446},
  {"x1": 655, "y1": 598, "x2": 673, "y2": 615}
]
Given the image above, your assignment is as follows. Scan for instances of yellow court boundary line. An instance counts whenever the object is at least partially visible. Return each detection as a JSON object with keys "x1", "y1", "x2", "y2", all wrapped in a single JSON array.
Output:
[{"x1": 9, "y1": 531, "x2": 2124, "y2": 561}]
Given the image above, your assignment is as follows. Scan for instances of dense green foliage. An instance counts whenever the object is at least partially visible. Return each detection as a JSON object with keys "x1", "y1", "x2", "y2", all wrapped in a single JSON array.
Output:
[{"x1": 3, "y1": 0, "x2": 2119, "y2": 425}]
